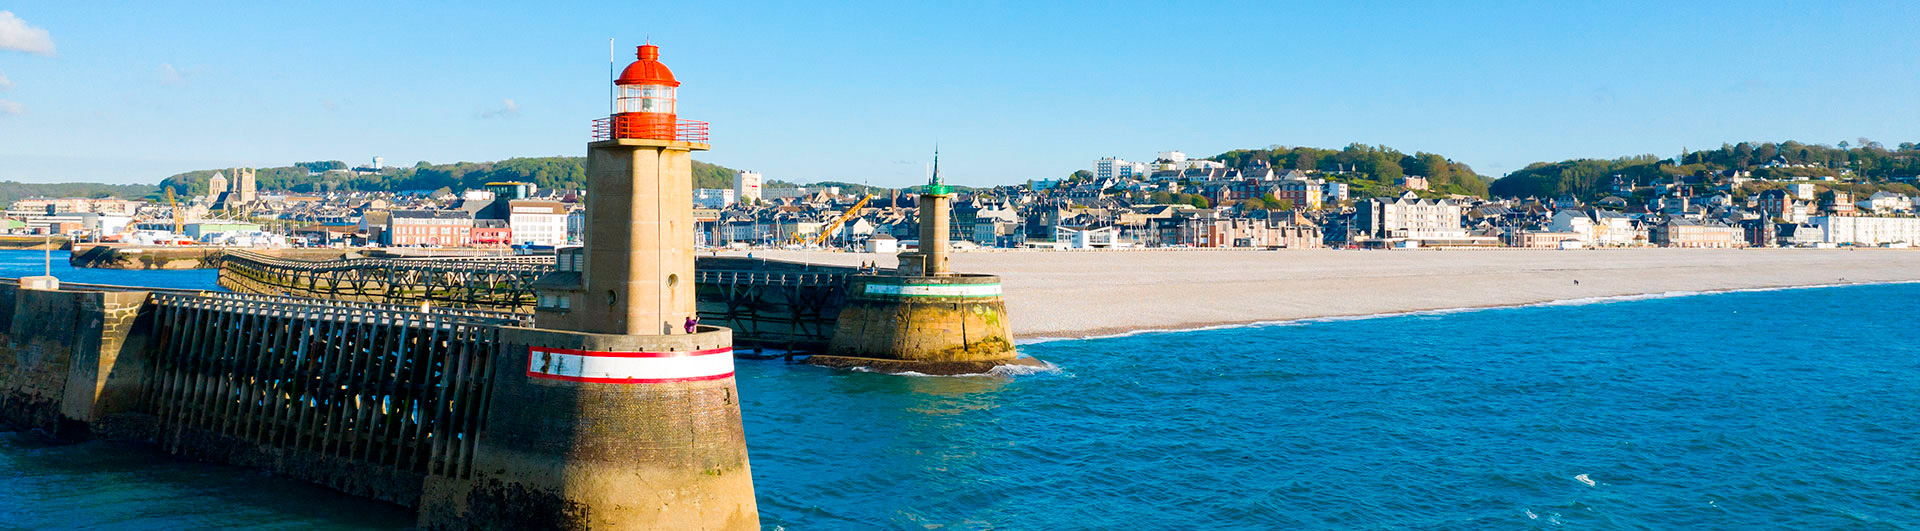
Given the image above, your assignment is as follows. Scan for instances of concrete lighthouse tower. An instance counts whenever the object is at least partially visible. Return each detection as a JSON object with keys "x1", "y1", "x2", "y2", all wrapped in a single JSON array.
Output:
[
  {"x1": 422, "y1": 44, "x2": 759, "y2": 530},
  {"x1": 811, "y1": 150, "x2": 1043, "y2": 375}
]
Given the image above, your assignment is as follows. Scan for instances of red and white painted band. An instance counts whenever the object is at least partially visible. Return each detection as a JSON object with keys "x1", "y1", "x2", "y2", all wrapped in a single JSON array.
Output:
[{"x1": 527, "y1": 346, "x2": 734, "y2": 384}]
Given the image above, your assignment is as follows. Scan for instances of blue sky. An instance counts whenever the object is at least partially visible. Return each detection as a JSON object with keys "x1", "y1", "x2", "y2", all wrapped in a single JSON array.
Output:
[{"x1": 0, "y1": 1, "x2": 1916, "y2": 187}]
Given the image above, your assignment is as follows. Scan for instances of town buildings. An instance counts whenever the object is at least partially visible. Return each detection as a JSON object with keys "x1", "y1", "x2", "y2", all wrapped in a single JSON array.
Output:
[
  {"x1": 733, "y1": 170, "x2": 763, "y2": 203},
  {"x1": 694, "y1": 188, "x2": 735, "y2": 209},
  {"x1": 9, "y1": 146, "x2": 1920, "y2": 255},
  {"x1": 507, "y1": 200, "x2": 569, "y2": 246},
  {"x1": 1274, "y1": 179, "x2": 1324, "y2": 210},
  {"x1": 209, "y1": 168, "x2": 258, "y2": 210},
  {"x1": 387, "y1": 210, "x2": 474, "y2": 246},
  {"x1": 1650, "y1": 219, "x2": 1744, "y2": 248}
]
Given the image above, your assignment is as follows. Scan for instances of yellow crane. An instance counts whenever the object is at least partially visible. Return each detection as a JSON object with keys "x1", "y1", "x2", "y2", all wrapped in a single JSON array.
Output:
[
  {"x1": 810, "y1": 194, "x2": 874, "y2": 247},
  {"x1": 165, "y1": 188, "x2": 185, "y2": 235}
]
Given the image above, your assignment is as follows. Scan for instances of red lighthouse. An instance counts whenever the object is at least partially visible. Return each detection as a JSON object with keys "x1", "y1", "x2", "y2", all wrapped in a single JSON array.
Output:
[{"x1": 595, "y1": 44, "x2": 708, "y2": 142}]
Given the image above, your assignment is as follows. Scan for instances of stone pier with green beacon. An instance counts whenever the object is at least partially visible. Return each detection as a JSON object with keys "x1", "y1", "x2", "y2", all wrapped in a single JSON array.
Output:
[{"x1": 812, "y1": 150, "x2": 1043, "y2": 375}]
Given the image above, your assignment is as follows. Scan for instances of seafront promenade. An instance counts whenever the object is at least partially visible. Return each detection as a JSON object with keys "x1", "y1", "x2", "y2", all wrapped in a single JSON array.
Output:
[{"x1": 727, "y1": 248, "x2": 1920, "y2": 338}]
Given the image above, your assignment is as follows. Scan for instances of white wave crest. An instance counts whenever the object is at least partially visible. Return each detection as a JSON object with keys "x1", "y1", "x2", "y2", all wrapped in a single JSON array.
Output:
[{"x1": 843, "y1": 358, "x2": 1065, "y2": 378}]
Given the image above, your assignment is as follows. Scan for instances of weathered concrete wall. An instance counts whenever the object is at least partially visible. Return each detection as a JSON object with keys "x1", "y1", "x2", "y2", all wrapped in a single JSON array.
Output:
[
  {"x1": 421, "y1": 326, "x2": 758, "y2": 530},
  {"x1": 816, "y1": 273, "x2": 1036, "y2": 375},
  {"x1": 564, "y1": 139, "x2": 700, "y2": 336},
  {"x1": 0, "y1": 284, "x2": 152, "y2": 440}
]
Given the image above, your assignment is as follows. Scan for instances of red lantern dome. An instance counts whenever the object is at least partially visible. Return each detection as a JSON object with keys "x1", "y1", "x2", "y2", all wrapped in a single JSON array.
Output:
[
  {"x1": 616, "y1": 45, "x2": 679, "y2": 87},
  {"x1": 595, "y1": 44, "x2": 706, "y2": 142}
]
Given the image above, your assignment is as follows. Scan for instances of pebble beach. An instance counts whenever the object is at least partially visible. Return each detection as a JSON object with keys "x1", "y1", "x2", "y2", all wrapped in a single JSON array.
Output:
[{"x1": 727, "y1": 248, "x2": 1920, "y2": 338}]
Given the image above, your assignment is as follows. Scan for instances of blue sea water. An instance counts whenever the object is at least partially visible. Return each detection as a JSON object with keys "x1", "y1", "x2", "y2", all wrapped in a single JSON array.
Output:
[{"x1": 2, "y1": 250, "x2": 1918, "y2": 529}]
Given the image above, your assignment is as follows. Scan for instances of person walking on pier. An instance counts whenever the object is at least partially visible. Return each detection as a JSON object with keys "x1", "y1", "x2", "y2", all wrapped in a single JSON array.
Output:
[{"x1": 684, "y1": 316, "x2": 700, "y2": 334}]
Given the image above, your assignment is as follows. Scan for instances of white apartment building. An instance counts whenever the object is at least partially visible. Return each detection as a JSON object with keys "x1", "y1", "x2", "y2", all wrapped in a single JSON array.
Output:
[
  {"x1": 1856, "y1": 191, "x2": 1913, "y2": 214},
  {"x1": 1807, "y1": 215, "x2": 1920, "y2": 246},
  {"x1": 1322, "y1": 181, "x2": 1350, "y2": 202},
  {"x1": 1549, "y1": 209, "x2": 1640, "y2": 247},
  {"x1": 1093, "y1": 157, "x2": 1148, "y2": 180},
  {"x1": 1790, "y1": 183, "x2": 1817, "y2": 201},
  {"x1": 694, "y1": 188, "x2": 736, "y2": 209},
  {"x1": 1054, "y1": 225, "x2": 1129, "y2": 249},
  {"x1": 507, "y1": 200, "x2": 569, "y2": 246},
  {"x1": 763, "y1": 186, "x2": 841, "y2": 200},
  {"x1": 1152, "y1": 150, "x2": 1224, "y2": 171},
  {"x1": 1157, "y1": 151, "x2": 1187, "y2": 168},
  {"x1": 1356, "y1": 192, "x2": 1467, "y2": 240},
  {"x1": 733, "y1": 170, "x2": 764, "y2": 204},
  {"x1": 1549, "y1": 210, "x2": 1593, "y2": 244}
]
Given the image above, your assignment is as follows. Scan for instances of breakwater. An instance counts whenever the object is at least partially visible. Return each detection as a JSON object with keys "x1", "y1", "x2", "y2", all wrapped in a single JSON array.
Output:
[
  {"x1": 68, "y1": 245, "x2": 355, "y2": 270},
  {"x1": 217, "y1": 251, "x2": 861, "y2": 354},
  {"x1": 0, "y1": 236, "x2": 69, "y2": 251},
  {"x1": 0, "y1": 277, "x2": 754, "y2": 528}
]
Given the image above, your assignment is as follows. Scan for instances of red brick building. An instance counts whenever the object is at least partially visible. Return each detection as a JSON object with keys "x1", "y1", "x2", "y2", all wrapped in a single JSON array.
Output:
[{"x1": 386, "y1": 210, "x2": 474, "y2": 246}]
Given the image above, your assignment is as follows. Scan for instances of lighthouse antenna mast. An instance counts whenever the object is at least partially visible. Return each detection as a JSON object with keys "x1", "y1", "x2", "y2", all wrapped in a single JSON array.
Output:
[{"x1": 607, "y1": 38, "x2": 616, "y2": 115}]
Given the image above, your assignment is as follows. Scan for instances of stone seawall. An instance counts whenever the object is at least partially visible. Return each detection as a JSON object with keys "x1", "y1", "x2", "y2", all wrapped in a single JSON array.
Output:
[{"x1": 0, "y1": 282, "x2": 153, "y2": 440}]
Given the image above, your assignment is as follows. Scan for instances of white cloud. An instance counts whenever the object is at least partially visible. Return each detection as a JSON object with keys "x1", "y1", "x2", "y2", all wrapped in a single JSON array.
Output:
[
  {"x1": 0, "y1": 11, "x2": 55, "y2": 56},
  {"x1": 0, "y1": 99, "x2": 22, "y2": 115},
  {"x1": 0, "y1": 71, "x2": 11, "y2": 91},
  {"x1": 476, "y1": 98, "x2": 519, "y2": 119},
  {"x1": 157, "y1": 63, "x2": 187, "y2": 85}
]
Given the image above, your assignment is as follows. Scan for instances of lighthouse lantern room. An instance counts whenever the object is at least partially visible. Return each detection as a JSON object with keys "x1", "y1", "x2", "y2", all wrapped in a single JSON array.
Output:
[{"x1": 595, "y1": 44, "x2": 708, "y2": 142}]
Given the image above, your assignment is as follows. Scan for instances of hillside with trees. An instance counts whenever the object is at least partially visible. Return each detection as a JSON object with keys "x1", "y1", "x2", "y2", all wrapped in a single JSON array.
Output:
[
  {"x1": 1210, "y1": 144, "x2": 1491, "y2": 197},
  {"x1": 158, "y1": 158, "x2": 743, "y2": 197},
  {"x1": 0, "y1": 182, "x2": 159, "y2": 206},
  {"x1": 1490, "y1": 139, "x2": 1920, "y2": 199}
]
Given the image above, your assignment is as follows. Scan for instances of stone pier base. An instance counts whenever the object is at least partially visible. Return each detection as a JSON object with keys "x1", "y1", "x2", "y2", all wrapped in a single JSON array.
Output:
[
  {"x1": 815, "y1": 273, "x2": 1035, "y2": 375},
  {"x1": 420, "y1": 325, "x2": 758, "y2": 530}
]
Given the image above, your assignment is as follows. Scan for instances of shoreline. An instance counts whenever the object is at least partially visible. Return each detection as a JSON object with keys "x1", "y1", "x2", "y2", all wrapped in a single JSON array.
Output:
[
  {"x1": 725, "y1": 248, "x2": 1920, "y2": 340},
  {"x1": 1025, "y1": 278, "x2": 1920, "y2": 343}
]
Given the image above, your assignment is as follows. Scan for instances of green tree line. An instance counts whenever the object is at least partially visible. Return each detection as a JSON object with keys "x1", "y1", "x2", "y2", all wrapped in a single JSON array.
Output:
[
  {"x1": 159, "y1": 158, "x2": 742, "y2": 198},
  {"x1": 1490, "y1": 139, "x2": 1920, "y2": 199},
  {"x1": 0, "y1": 182, "x2": 159, "y2": 206},
  {"x1": 1211, "y1": 143, "x2": 1490, "y2": 197}
]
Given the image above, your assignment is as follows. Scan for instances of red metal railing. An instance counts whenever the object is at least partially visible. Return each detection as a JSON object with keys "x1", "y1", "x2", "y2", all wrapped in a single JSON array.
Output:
[{"x1": 591, "y1": 117, "x2": 710, "y2": 142}]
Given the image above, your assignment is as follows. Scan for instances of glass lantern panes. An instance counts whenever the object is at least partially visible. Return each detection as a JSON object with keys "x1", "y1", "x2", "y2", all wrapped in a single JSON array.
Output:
[{"x1": 616, "y1": 85, "x2": 676, "y2": 114}]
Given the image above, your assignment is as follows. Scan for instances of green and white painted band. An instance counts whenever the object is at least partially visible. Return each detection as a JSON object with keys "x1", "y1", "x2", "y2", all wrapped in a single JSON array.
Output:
[{"x1": 864, "y1": 283, "x2": 1003, "y2": 298}]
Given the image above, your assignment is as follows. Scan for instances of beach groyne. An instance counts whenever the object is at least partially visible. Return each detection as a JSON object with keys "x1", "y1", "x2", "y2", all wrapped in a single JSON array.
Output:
[{"x1": 0, "y1": 280, "x2": 757, "y2": 529}]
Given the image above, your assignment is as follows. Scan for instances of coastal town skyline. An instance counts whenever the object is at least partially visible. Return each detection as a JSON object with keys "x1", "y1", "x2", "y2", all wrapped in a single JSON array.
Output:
[
  {"x1": 4, "y1": 5, "x2": 1920, "y2": 528},
  {"x1": 3, "y1": 2, "x2": 1919, "y2": 185}
]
